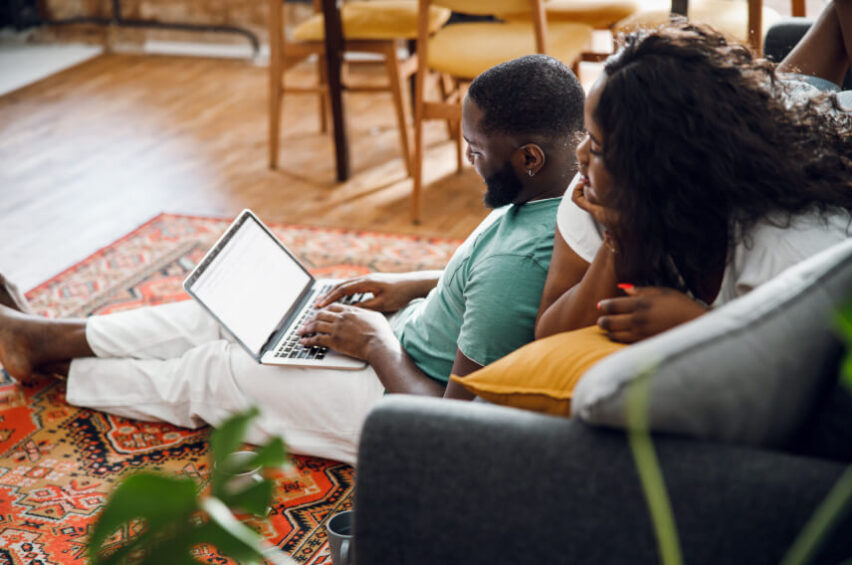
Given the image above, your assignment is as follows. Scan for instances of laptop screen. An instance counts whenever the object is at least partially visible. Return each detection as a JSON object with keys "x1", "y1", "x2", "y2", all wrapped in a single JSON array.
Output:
[{"x1": 190, "y1": 213, "x2": 312, "y2": 355}]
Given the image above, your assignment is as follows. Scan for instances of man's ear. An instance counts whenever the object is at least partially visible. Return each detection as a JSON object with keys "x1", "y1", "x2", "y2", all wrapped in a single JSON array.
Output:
[{"x1": 516, "y1": 143, "x2": 546, "y2": 177}]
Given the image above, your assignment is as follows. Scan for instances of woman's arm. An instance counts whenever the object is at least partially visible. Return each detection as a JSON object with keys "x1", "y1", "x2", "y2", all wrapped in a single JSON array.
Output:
[{"x1": 535, "y1": 230, "x2": 620, "y2": 338}]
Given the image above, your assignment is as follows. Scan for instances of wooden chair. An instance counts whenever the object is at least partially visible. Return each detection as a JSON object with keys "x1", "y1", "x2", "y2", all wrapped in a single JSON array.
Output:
[
  {"x1": 268, "y1": 0, "x2": 452, "y2": 174},
  {"x1": 503, "y1": 0, "x2": 642, "y2": 62},
  {"x1": 613, "y1": 0, "x2": 801, "y2": 54},
  {"x1": 410, "y1": 0, "x2": 594, "y2": 222}
]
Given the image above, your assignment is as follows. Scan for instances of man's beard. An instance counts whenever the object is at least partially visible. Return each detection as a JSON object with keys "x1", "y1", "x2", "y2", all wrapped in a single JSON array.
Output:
[{"x1": 483, "y1": 161, "x2": 523, "y2": 208}]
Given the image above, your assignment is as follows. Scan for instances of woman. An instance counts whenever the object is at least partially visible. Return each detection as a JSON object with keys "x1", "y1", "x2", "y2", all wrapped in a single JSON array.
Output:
[{"x1": 536, "y1": 17, "x2": 852, "y2": 344}]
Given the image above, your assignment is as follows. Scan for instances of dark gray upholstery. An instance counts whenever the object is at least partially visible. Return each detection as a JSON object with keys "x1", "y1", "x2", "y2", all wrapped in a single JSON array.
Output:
[{"x1": 354, "y1": 396, "x2": 852, "y2": 564}]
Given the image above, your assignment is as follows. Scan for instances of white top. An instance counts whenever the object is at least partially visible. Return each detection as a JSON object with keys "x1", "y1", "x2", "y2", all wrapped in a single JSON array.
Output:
[{"x1": 556, "y1": 174, "x2": 852, "y2": 307}]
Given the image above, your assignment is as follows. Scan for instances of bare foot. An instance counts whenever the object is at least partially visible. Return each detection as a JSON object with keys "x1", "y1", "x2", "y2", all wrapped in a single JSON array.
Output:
[
  {"x1": 0, "y1": 274, "x2": 33, "y2": 314},
  {"x1": 0, "y1": 305, "x2": 40, "y2": 382}
]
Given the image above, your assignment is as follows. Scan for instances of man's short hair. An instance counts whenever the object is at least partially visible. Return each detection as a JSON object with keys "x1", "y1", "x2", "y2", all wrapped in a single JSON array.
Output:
[{"x1": 467, "y1": 54, "x2": 584, "y2": 141}]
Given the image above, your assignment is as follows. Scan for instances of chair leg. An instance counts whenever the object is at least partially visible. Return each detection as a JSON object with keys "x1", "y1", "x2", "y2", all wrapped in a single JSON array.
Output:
[
  {"x1": 454, "y1": 117, "x2": 463, "y2": 174},
  {"x1": 268, "y1": 0, "x2": 284, "y2": 169},
  {"x1": 384, "y1": 43, "x2": 413, "y2": 177},
  {"x1": 437, "y1": 73, "x2": 455, "y2": 140},
  {"x1": 318, "y1": 55, "x2": 329, "y2": 134},
  {"x1": 437, "y1": 74, "x2": 463, "y2": 174},
  {"x1": 413, "y1": 68, "x2": 428, "y2": 224},
  {"x1": 269, "y1": 72, "x2": 283, "y2": 170}
]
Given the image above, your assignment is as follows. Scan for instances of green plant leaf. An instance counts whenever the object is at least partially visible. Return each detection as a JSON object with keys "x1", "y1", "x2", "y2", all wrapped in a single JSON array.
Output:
[
  {"x1": 198, "y1": 497, "x2": 267, "y2": 564},
  {"x1": 626, "y1": 365, "x2": 683, "y2": 565},
  {"x1": 222, "y1": 479, "x2": 275, "y2": 517},
  {"x1": 210, "y1": 407, "x2": 260, "y2": 499},
  {"x1": 211, "y1": 407, "x2": 260, "y2": 469},
  {"x1": 781, "y1": 466, "x2": 852, "y2": 565},
  {"x1": 89, "y1": 408, "x2": 295, "y2": 564},
  {"x1": 832, "y1": 304, "x2": 852, "y2": 392},
  {"x1": 246, "y1": 436, "x2": 289, "y2": 470},
  {"x1": 137, "y1": 535, "x2": 200, "y2": 565},
  {"x1": 841, "y1": 354, "x2": 852, "y2": 392},
  {"x1": 833, "y1": 303, "x2": 852, "y2": 342},
  {"x1": 88, "y1": 473, "x2": 198, "y2": 564}
]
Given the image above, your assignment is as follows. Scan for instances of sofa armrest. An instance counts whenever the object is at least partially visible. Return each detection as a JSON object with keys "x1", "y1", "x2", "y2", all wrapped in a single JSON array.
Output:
[{"x1": 354, "y1": 396, "x2": 851, "y2": 565}]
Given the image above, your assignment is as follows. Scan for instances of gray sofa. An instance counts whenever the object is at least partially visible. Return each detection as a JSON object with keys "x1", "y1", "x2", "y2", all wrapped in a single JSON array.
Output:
[
  {"x1": 351, "y1": 237, "x2": 852, "y2": 563},
  {"x1": 354, "y1": 395, "x2": 850, "y2": 564}
]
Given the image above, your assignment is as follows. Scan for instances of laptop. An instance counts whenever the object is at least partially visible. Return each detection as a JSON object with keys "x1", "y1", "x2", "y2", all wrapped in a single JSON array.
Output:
[{"x1": 183, "y1": 209, "x2": 368, "y2": 370}]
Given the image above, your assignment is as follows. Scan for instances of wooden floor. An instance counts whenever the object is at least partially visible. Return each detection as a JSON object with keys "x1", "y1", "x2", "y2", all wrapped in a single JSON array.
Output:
[{"x1": 0, "y1": 53, "x2": 500, "y2": 291}]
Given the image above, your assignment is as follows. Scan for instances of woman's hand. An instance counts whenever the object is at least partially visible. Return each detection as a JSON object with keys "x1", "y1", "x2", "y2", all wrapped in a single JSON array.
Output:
[
  {"x1": 572, "y1": 176, "x2": 620, "y2": 229},
  {"x1": 315, "y1": 272, "x2": 439, "y2": 312},
  {"x1": 596, "y1": 285, "x2": 709, "y2": 343},
  {"x1": 299, "y1": 304, "x2": 396, "y2": 361}
]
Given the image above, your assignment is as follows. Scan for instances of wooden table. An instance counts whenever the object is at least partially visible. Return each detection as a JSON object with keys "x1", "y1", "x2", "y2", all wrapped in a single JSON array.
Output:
[{"x1": 320, "y1": 0, "x2": 351, "y2": 181}]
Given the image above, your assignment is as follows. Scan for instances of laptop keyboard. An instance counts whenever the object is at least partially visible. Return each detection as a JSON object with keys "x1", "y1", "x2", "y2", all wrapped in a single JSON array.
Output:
[{"x1": 272, "y1": 284, "x2": 366, "y2": 361}]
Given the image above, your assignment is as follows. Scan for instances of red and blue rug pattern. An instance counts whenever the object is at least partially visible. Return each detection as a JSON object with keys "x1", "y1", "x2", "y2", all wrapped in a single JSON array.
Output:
[{"x1": 0, "y1": 213, "x2": 460, "y2": 564}]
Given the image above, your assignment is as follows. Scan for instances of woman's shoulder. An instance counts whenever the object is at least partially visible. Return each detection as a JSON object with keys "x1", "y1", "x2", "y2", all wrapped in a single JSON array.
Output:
[
  {"x1": 557, "y1": 175, "x2": 604, "y2": 263},
  {"x1": 748, "y1": 208, "x2": 852, "y2": 248},
  {"x1": 734, "y1": 208, "x2": 852, "y2": 271},
  {"x1": 716, "y1": 208, "x2": 852, "y2": 305}
]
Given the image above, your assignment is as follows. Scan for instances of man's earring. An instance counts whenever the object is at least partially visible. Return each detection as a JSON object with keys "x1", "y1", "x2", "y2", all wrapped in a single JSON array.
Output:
[{"x1": 528, "y1": 169, "x2": 535, "y2": 177}]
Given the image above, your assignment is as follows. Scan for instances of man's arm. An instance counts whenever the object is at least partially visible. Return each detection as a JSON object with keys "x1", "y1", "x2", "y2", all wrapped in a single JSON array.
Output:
[
  {"x1": 443, "y1": 350, "x2": 483, "y2": 400},
  {"x1": 299, "y1": 304, "x2": 446, "y2": 396},
  {"x1": 315, "y1": 271, "x2": 443, "y2": 312},
  {"x1": 301, "y1": 304, "x2": 483, "y2": 397},
  {"x1": 368, "y1": 342, "x2": 483, "y2": 398}
]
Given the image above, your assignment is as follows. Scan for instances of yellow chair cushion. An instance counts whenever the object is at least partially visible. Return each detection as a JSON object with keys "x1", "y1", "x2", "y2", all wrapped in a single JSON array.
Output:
[
  {"x1": 613, "y1": 0, "x2": 782, "y2": 44},
  {"x1": 292, "y1": 1, "x2": 452, "y2": 41},
  {"x1": 436, "y1": 0, "x2": 537, "y2": 14},
  {"x1": 450, "y1": 326, "x2": 627, "y2": 416},
  {"x1": 503, "y1": 0, "x2": 641, "y2": 30},
  {"x1": 428, "y1": 21, "x2": 593, "y2": 79}
]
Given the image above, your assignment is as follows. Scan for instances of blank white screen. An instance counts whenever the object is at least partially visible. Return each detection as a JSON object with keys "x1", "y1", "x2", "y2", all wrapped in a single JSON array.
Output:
[{"x1": 192, "y1": 218, "x2": 311, "y2": 355}]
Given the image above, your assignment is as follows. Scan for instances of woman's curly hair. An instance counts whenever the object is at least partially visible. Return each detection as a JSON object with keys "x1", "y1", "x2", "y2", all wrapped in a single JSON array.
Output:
[{"x1": 597, "y1": 22, "x2": 852, "y2": 295}]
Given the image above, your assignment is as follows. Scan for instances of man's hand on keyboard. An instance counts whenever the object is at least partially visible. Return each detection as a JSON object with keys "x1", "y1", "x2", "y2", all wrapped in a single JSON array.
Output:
[
  {"x1": 299, "y1": 304, "x2": 396, "y2": 361},
  {"x1": 315, "y1": 272, "x2": 441, "y2": 313}
]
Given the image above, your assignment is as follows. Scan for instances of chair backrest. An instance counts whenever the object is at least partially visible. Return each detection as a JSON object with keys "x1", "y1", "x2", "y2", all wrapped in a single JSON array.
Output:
[
  {"x1": 431, "y1": 0, "x2": 542, "y2": 15},
  {"x1": 424, "y1": 0, "x2": 549, "y2": 54}
]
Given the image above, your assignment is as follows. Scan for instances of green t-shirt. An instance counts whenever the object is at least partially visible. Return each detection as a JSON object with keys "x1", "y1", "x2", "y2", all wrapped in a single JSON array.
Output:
[{"x1": 392, "y1": 197, "x2": 561, "y2": 383}]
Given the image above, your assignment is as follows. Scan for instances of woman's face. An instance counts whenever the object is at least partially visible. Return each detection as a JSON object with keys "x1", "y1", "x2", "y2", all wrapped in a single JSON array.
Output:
[{"x1": 576, "y1": 75, "x2": 615, "y2": 207}]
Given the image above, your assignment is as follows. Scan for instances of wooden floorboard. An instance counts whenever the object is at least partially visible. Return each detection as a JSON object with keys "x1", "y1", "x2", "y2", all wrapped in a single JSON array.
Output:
[{"x1": 0, "y1": 53, "x2": 493, "y2": 290}]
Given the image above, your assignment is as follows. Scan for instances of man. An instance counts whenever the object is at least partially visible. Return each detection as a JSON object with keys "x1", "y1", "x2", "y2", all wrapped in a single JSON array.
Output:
[{"x1": 0, "y1": 55, "x2": 585, "y2": 465}]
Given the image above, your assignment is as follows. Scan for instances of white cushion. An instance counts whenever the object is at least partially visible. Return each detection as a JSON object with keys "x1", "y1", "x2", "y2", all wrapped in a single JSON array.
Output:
[{"x1": 574, "y1": 238, "x2": 852, "y2": 448}]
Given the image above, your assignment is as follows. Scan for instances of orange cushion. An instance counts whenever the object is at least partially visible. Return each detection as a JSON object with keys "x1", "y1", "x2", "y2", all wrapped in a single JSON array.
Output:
[
  {"x1": 293, "y1": 1, "x2": 451, "y2": 41},
  {"x1": 427, "y1": 21, "x2": 593, "y2": 79},
  {"x1": 451, "y1": 326, "x2": 627, "y2": 416},
  {"x1": 614, "y1": 0, "x2": 782, "y2": 44}
]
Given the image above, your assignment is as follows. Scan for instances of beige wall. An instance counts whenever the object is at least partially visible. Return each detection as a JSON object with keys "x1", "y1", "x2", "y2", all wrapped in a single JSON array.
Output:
[
  {"x1": 37, "y1": 0, "x2": 313, "y2": 49},
  {"x1": 36, "y1": 0, "x2": 818, "y2": 50}
]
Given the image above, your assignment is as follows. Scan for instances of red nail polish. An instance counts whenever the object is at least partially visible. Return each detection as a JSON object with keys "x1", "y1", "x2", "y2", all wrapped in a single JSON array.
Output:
[
  {"x1": 617, "y1": 283, "x2": 634, "y2": 291},
  {"x1": 596, "y1": 301, "x2": 603, "y2": 310}
]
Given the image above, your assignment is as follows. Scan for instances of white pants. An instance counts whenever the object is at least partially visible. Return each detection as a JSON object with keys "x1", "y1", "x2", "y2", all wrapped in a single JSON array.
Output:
[{"x1": 66, "y1": 300, "x2": 385, "y2": 465}]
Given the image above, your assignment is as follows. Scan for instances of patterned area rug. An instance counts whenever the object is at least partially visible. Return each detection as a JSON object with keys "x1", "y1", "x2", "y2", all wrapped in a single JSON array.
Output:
[{"x1": 0, "y1": 213, "x2": 460, "y2": 564}]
